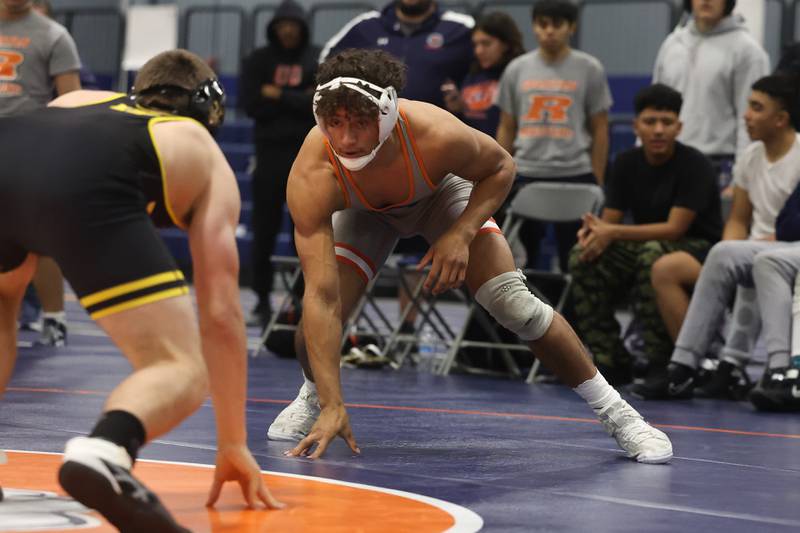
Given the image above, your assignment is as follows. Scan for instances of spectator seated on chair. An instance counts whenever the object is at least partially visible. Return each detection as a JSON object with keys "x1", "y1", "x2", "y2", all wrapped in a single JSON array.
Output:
[
  {"x1": 568, "y1": 84, "x2": 721, "y2": 386},
  {"x1": 748, "y1": 179, "x2": 800, "y2": 412},
  {"x1": 634, "y1": 73, "x2": 800, "y2": 400}
]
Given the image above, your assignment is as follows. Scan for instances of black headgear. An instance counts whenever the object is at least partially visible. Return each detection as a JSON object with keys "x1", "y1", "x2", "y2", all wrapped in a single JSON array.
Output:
[
  {"x1": 132, "y1": 78, "x2": 226, "y2": 134},
  {"x1": 683, "y1": 0, "x2": 736, "y2": 16}
]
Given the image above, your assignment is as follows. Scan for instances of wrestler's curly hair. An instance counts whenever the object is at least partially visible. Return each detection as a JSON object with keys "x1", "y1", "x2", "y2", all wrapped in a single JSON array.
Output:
[{"x1": 315, "y1": 49, "x2": 407, "y2": 121}]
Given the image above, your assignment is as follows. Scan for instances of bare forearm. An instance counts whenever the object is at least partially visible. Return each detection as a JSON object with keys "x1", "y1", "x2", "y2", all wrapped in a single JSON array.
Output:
[
  {"x1": 609, "y1": 222, "x2": 685, "y2": 242},
  {"x1": 495, "y1": 122, "x2": 516, "y2": 155},
  {"x1": 200, "y1": 305, "x2": 248, "y2": 444},
  {"x1": 303, "y1": 295, "x2": 344, "y2": 408},
  {"x1": 456, "y1": 168, "x2": 514, "y2": 240},
  {"x1": 591, "y1": 132, "x2": 609, "y2": 185},
  {"x1": 723, "y1": 222, "x2": 749, "y2": 241}
]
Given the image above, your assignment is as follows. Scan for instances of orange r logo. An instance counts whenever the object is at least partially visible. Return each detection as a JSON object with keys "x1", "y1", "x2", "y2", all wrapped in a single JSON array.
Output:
[
  {"x1": 0, "y1": 51, "x2": 24, "y2": 80},
  {"x1": 524, "y1": 95, "x2": 573, "y2": 123}
]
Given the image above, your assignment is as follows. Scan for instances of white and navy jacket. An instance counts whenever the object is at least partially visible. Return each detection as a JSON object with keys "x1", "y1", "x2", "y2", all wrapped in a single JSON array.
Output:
[{"x1": 320, "y1": 2, "x2": 474, "y2": 109}]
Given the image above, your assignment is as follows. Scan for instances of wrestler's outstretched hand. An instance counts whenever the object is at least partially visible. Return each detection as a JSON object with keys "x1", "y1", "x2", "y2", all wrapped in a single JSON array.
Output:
[
  {"x1": 206, "y1": 444, "x2": 285, "y2": 509},
  {"x1": 287, "y1": 405, "x2": 360, "y2": 460}
]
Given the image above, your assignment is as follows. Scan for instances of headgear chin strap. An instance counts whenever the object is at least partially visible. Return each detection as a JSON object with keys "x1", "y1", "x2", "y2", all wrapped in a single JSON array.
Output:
[
  {"x1": 313, "y1": 77, "x2": 399, "y2": 171},
  {"x1": 133, "y1": 78, "x2": 226, "y2": 134}
]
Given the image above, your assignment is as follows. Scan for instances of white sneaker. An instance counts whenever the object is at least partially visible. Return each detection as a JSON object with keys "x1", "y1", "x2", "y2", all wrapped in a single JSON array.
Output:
[
  {"x1": 597, "y1": 399, "x2": 673, "y2": 464},
  {"x1": 267, "y1": 382, "x2": 320, "y2": 441}
]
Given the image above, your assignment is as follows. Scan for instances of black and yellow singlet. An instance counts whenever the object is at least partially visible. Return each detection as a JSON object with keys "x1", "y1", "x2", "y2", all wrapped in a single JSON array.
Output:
[{"x1": 0, "y1": 94, "x2": 196, "y2": 319}]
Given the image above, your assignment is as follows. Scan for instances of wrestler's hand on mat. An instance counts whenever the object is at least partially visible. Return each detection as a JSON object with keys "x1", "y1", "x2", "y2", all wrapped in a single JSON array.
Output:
[
  {"x1": 206, "y1": 443, "x2": 285, "y2": 509},
  {"x1": 417, "y1": 230, "x2": 470, "y2": 295},
  {"x1": 288, "y1": 405, "x2": 360, "y2": 459}
]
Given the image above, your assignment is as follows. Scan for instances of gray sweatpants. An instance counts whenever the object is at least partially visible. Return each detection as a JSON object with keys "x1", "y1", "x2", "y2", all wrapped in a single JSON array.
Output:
[
  {"x1": 794, "y1": 274, "x2": 800, "y2": 358},
  {"x1": 751, "y1": 247, "x2": 800, "y2": 368},
  {"x1": 672, "y1": 240, "x2": 800, "y2": 369}
]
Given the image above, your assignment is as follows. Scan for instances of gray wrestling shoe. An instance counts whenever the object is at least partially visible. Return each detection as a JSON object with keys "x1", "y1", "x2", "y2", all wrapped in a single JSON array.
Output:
[{"x1": 597, "y1": 399, "x2": 673, "y2": 464}]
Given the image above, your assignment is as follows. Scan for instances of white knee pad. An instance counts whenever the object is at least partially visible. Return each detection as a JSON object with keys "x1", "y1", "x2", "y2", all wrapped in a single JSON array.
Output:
[{"x1": 474, "y1": 270, "x2": 554, "y2": 341}]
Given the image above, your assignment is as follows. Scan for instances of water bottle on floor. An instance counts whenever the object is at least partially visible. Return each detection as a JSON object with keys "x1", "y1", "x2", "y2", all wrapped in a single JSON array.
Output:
[{"x1": 418, "y1": 324, "x2": 447, "y2": 373}]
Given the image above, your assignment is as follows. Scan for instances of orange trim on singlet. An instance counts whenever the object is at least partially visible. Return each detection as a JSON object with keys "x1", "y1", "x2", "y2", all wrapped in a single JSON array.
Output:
[
  {"x1": 339, "y1": 122, "x2": 416, "y2": 212},
  {"x1": 398, "y1": 109, "x2": 436, "y2": 191},
  {"x1": 478, "y1": 217, "x2": 503, "y2": 236},
  {"x1": 336, "y1": 255, "x2": 370, "y2": 284},
  {"x1": 334, "y1": 241, "x2": 377, "y2": 273},
  {"x1": 324, "y1": 142, "x2": 352, "y2": 209}
]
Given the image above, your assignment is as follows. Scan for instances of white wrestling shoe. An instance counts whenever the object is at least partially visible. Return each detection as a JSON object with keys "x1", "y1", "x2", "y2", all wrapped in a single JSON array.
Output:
[
  {"x1": 267, "y1": 381, "x2": 321, "y2": 441},
  {"x1": 597, "y1": 399, "x2": 673, "y2": 464}
]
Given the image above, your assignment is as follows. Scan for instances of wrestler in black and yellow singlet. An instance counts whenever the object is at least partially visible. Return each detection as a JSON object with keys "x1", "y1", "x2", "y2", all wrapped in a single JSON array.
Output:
[{"x1": 0, "y1": 95, "x2": 193, "y2": 319}]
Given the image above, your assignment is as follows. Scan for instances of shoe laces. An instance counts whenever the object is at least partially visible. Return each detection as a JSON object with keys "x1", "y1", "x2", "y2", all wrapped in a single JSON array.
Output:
[
  {"x1": 285, "y1": 386, "x2": 319, "y2": 421},
  {"x1": 604, "y1": 403, "x2": 658, "y2": 446}
]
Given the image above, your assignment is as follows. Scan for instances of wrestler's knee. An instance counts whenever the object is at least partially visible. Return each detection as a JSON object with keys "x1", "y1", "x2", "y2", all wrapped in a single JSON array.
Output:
[{"x1": 474, "y1": 270, "x2": 554, "y2": 341}]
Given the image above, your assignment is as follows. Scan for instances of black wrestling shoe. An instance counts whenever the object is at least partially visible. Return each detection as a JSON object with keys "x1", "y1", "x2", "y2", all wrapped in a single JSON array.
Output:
[
  {"x1": 58, "y1": 437, "x2": 189, "y2": 533},
  {"x1": 631, "y1": 362, "x2": 696, "y2": 400},
  {"x1": 694, "y1": 360, "x2": 753, "y2": 400},
  {"x1": 595, "y1": 360, "x2": 633, "y2": 387},
  {"x1": 750, "y1": 368, "x2": 800, "y2": 412},
  {"x1": 35, "y1": 317, "x2": 67, "y2": 347}
]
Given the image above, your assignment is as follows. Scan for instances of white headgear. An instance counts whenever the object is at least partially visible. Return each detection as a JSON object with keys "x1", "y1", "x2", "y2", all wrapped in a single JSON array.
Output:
[{"x1": 313, "y1": 77, "x2": 399, "y2": 171}]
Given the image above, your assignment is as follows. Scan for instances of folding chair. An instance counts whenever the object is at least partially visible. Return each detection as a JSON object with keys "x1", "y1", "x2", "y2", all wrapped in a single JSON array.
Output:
[
  {"x1": 378, "y1": 261, "x2": 470, "y2": 374},
  {"x1": 440, "y1": 182, "x2": 605, "y2": 382},
  {"x1": 252, "y1": 256, "x2": 303, "y2": 357},
  {"x1": 254, "y1": 255, "x2": 401, "y2": 360}
]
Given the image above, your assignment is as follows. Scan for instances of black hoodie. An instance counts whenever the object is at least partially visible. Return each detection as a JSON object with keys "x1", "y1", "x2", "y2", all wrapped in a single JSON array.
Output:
[{"x1": 239, "y1": 0, "x2": 320, "y2": 142}]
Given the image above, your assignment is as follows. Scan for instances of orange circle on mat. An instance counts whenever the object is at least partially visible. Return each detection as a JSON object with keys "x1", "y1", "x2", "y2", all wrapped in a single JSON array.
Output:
[{"x1": 1, "y1": 451, "x2": 482, "y2": 533}]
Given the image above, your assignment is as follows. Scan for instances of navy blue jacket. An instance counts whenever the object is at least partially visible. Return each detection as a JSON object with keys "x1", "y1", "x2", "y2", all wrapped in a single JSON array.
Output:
[
  {"x1": 320, "y1": 2, "x2": 474, "y2": 109},
  {"x1": 776, "y1": 181, "x2": 800, "y2": 241},
  {"x1": 458, "y1": 66, "x2": 503, "y2": 136}
]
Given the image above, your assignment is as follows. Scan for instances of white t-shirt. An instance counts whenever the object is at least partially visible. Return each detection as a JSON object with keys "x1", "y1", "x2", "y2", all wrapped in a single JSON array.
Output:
[{"x1": 733, "y1": 134, "x2": 800, "y2": 239}]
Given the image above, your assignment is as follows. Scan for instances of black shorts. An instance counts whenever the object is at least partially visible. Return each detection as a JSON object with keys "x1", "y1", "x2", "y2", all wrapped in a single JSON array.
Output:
[
  {"x1": 0, "y1": 213, "x2": 188, "y2": 321},
  {"x1": 0, "y1": 99, "x2": 189, "y2": 319}
]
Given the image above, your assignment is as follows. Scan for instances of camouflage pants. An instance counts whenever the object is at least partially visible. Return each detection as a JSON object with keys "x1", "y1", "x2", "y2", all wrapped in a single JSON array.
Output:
[{"x1": 568, "y1": 238, "x2": 711, "y2": 368}]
